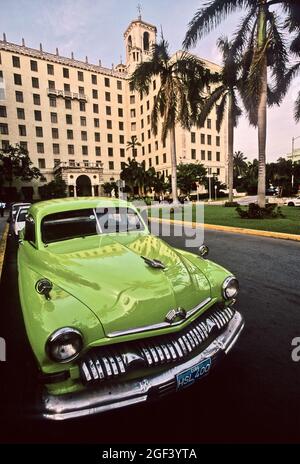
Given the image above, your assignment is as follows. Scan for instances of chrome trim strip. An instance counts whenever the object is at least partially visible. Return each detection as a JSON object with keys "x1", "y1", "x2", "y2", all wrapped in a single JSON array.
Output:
[{"x1": 107, "y1": 297, "x2": 212, "y2": 338}]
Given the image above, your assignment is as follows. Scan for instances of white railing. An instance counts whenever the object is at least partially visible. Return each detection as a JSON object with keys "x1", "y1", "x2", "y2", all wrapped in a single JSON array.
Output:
[{"x1": 47, "y1": 88, "x2": 87, "y2": 101}]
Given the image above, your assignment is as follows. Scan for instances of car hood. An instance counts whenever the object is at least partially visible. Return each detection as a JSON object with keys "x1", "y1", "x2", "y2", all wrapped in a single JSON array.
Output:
[{"x1": 35, "y1": 233, "x2": 211, "y2": 337}]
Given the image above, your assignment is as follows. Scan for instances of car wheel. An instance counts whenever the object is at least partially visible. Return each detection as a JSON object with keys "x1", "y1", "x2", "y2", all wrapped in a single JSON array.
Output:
[{"x1": 288, "y1": 202, "x2": 295, "y2": 207}]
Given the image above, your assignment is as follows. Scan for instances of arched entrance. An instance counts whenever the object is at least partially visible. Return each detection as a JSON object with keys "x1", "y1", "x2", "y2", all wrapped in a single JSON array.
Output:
[{"x1": 76, "y1": 175, "x2": 92, "y2": 197}]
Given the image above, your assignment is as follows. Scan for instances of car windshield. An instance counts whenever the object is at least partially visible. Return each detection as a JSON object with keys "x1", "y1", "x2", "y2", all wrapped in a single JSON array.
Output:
[
  {"x1": 17, "y1": 209, "x2": 28, "y2": 222},
  {"x1": 41, "y1": 207, "x2": 144, "y2": 243}
]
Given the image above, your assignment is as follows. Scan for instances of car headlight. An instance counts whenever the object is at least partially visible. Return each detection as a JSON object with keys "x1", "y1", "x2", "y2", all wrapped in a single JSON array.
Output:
[
  {"x1": 222, "y1": 276, "x2": 239, "y2": 300},
  {"x1": 46, "y1": 328, "x2": 83, "y2": 363}
]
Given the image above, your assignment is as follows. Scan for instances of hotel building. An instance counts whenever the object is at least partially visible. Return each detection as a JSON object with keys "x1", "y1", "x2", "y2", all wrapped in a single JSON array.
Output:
[{"x1": 0, "y1": 15, "x2": 227, "y2": 200}]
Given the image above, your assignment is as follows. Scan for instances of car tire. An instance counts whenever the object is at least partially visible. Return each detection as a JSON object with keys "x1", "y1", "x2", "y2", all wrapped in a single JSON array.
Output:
[{"x1": 288, "y1": 202, "x2": 295, "y2": 207}]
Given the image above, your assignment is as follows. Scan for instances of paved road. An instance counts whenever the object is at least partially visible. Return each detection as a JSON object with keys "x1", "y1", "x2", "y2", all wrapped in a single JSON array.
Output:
[{"x1": 1, "y1": 225, "x2": 300, "y2": 443}]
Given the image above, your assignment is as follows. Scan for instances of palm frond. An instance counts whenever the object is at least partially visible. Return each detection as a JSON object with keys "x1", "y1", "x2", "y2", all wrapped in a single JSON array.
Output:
[
  {"x1": 216, "y1": 93, "x2": 228, "y2": 132},
  {"x1": 295, "y1": 90, "x2": 300, "y2": 122},
  {"x1": 196, "y1": 85, "x2": 226, "y2": 128},
  {"x1": 230, "y1": 6, "x2": 258, "y2": 55},
  {"x1": 183, "y1": 0, "x2": 253, "y2": 49},
  {"x1": 266, "y1": 11, "x2": 288, "y2": 82},
  {"x1": 231, "y1": 90, "x2": 242, "y2": 127}
]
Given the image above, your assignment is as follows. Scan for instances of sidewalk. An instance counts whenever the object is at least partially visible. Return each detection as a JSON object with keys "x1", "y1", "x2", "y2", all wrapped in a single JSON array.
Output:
[{"x1": 0, "y1": 214, "x2": 8, "y2": 240}]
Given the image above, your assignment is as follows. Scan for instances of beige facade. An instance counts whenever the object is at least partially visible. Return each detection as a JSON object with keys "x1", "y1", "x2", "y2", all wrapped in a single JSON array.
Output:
[{"x1": 0, "y1": 16, "x2": 227, "y2": 200}]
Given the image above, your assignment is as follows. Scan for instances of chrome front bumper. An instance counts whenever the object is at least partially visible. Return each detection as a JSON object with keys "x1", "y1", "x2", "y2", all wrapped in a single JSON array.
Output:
[{"x1": 40, "y1": 311, "x2": 244, "y2": 421}]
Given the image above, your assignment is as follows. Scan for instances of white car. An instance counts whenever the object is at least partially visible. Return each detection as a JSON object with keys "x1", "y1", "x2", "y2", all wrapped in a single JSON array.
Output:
[
  {"x1": 11, "y1": 202, "x2": 31, "y2": 222},
  {"x1": 14, "y1": 206, "x2": 29, "y2": 236},
  {"x1": 284, "y1": 196, "x2": 300, "y2": 207}
]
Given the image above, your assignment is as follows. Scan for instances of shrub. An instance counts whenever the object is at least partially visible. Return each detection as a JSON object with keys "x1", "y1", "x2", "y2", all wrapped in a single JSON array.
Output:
[
  {"x1": 236, "y1": 202, "x2": 285, "y2": 219},
  {"x1": 224, "y1": 201, "x2": 239, "y2": 207}
]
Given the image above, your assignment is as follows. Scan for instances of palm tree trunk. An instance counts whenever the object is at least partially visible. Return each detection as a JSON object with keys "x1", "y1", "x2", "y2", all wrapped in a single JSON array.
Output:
[
  {"x1": 227, "y1": 93, "x2": 234, "y2": 203},
  {"x1": 257, "y1": 4, "x2": 267, "y2": 209},
  {"x1": 170, "y1": 125, "x2": 178, "y2": 204}
]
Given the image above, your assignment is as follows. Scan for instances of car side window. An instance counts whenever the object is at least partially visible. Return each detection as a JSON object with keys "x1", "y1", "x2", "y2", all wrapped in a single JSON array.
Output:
[{"x1": 24, "y1": 215, "x2": 36, "y2": 243}]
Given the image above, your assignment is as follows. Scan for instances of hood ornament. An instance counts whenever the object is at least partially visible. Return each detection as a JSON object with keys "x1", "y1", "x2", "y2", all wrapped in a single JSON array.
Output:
[
  {"x1": 141, "y1": 256, "x2": 166, "y2": 269},
  {"x1": 165, "y1": 307, "x2": 187, "y2": 324}
]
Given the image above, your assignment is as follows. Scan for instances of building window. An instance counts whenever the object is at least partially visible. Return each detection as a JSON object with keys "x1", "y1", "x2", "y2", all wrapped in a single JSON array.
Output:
[
  {"x1": 105, "y1": 106, "x2": 111, "y2": 115},
  {"x1": 201, "y1": 133, "x2": 205, "y2": 144},
  {"x1": 33, "y1": 94, "x2": 40, "y2": 105},
  {"x1": 0, "y1": 123, "x2": 8, "y2": 134},
  {"x1": 93, "y1": 104, "x2": 99, "y2": 113},
  {"x1": 155, "y1": 141, "x2": 158, "y2": 151},
  {"x1": 148, "y1": 143, "x2": 151, "y2": 154},
  {"x1": 82, "y1": 145, "x2": 88, "y2": 155},
  {"x1": 48, "y1": 80, "x2": 55, "y2": 90},
  {"x1": 15, "y1": 91, "x2": 23, "y2": 102},
  {"x1": 153, "y1": 80, "x2": 156, "y2": 90},
  {"x1": 191, "y1": 149, "x2": 196, "y2": 160},
  {"x1": 109, "y1": 161, "x2": 114, "y2": 170},
  {"x1": 12, "y1": 56, "x2": 21, "y2": 67},
  {"x1": 104, "y1": 77, "x2": 110, "y2": 87},
  {"x1": 32, "y1": 77, "x2": 39, "y2": 88},
  {"x1": 148, "y1": 129, "x2": 151, "y2": 139},
  {"x1": 130, "y1": 95, "x2": 135, "y2": 104},
  {"x1": 146, "y1": 100, "x2": 150, "y2": 110},
  {"x1": 130, "y1": 109, "x2": 136, "y2": 118},
  {"x1": 155, "y1": 156, "x2": 159, "y2": 165},
  {"x1": 68, "y1": 144, "x2": 74, "y2": 154},
  {"x1": 69, "y1": 159, "x2": 75, "y2": 167},
  {"x1": 95, "y1": 146, "x2": 101, "y2": 156},
  {"x1": 141, "y1": 133, "x2": 144, "y2": 142},
  {"x1": 49, "y1": 96, "x2": 56, "y2": 107},
  {"x1": 201, "y1": 150, "x2": 205, "y2": 160},
  {"x1": 142, "y1": 146, "x2": 145, "y2": 156},
  {"x1": 47, "y1": 64, "x2": 54, "y2": 75},
  {"x1": 117, "y1": 80, "x2": 122, "y2": 90},
  {"x1": 207, "y1": 118, "x2": 211, "y2": 129},
  {"x1": 191, "y1": 132, "x2": 196, "y2": 143},
  {"x1": 216, "y1": 136, "x2": 220, "y2": 147},
  {"x1": 131, "y1": 122, "x2": 136, "y2": 131},
  {"x1": 147, "y1": 115, "x2": 150, "y2": 125},
  {"x1": 65, "y1": 99, "x2": 72, "y2": 109},
  {"x1": 83, "y1": 160, "x2": 89, "y2": 168},
  {"x1": 91, "y1": 74, "x2": 97, "y2": 85},
  {"x1": 54, "y1": 159, "x2": 60, "y2": 167},
  {"x1": 92, "y1": 118, "x2": 98, "y2": 128},
  {"x1": 208, "y1": 150, "x2": 212, "y2": 161},
  {"x1": 78, "y1": 71, "x2": 84, "y2": 81},
  {"x1": 30, "y1": 59, "x2": 38, "y2": 71},
  {"x1": 66, "y1": 114, "x2": 72, "y2": 124},
  {"x1": 38, "y1": 158, "x2": 45, "y2": 169},
  {"x1": 119, "y1": 121, "x2": 124, "y2": 131},
  {"x1": 17, "y1": 108, "x2": 25, "y2": 119},
  {"x1": 118, "y1": 108, "x2": 123, "y2": 117},
  {"x1": 96, "y1": 160, "x2": 102, "y2": 167},
  {"x1": 95, "y1": 132, "x2": 100, "y2": 142},
  {"x1": 67, "y1": 129, "x2": 73, "y2": 139},
  {"x1": 119, "y1": 135, "x2": 124, "y2": 144},
  {"x1": 37, "y1": 142, "x2": 44, "y2": 153},
  {"x1": 216, "y1": 168, "x2": 220, "y2": 175},
  {"x1": 149, "y1": 158, "x2": 152, "y2": 167},
  {"x1": 63, "y1": 67, "x2": 69, "y2": 78},
  {"x1": 19, "y1": 125, "x2": 26, "y2": 136},
  {"x1": 79, "y1": 101, "x2": 86, "y2": 111},
  {"x1": 81, "y1": 131, "x2": 87, "y2": 141},
  {"x1": 0, "y1": 106, "x2": 7, "y2": 117},
  {"x1": 35, "y1": 126, "x2": 43, "y2": 137},
  {"x1": 64, "y1": 83, "x2": 70, "y2": 92},
  {"x1": 216, "y1": 151, "x2": 220, "y2": 162},
  {"x1": 14, "y1": 74, "x2": 22, "y2": 85},
  {"x1": 141, "y1": 119, "x2": 144, "y2": 129},
  {"x1": 52, "y1": 128, "x2": 59, "y2": 139},
  {"x1": 50, "y1": 112, "x2": 58, "y2": 124},
  {"x1": 19, "y1": 141, "x2": 27, "y2": 150},
  {"x1": 163, "y1": 153, "x2": 166, "y2": 163},
  {"x1": 78, "y1": 86, "x2": 85, "y2": 95},
  {"x1": 105, "y1": 92, "x2": 111, "y2": 102},
  {"x1": 53, "y1": 143, "x2": 60, "y2": 154},
  {"x1": 120, "y1": 148, "x2": 125, "y2": 157},
  {"x1": 79, "y1": 116, "x2": 86, "y2": 126},
  {"x1": 107, "y1": 120, "x2": 112, "y2": 129},
  {"x1": 207, "y1": 134, "x2": 212, "y2": 145},
  {"x1": 34, "y1": 110, "x2": 42, "y2": 121},
  {"x1": 92, "y1": 89, "x2": 98, "y2": 99},
  {"x1": 108, "y1": 147, "x2": 113, "y2": 157},
  {"x1": 107, "y1": 134, "x2": 113, "y2": 143},
  {"x1": 117, "y1": 94, "x2": 122, "y2": 104}
]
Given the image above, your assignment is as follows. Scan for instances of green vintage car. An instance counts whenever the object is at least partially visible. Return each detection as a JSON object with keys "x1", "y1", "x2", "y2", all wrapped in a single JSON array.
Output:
[{"x1": 18, "y1": 197, "x2": 244, "y2": 420}]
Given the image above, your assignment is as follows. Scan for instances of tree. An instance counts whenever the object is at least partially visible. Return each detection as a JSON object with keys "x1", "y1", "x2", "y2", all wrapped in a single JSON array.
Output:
[
  {"x1": 177, "y1": 162, "x2": 207, "y2": 195},
  {"x1": 233, "y1": 150, "x2": 248, "y2": 187},
  {"x1": 126, "y1": 136, "x2": 141, "y2": 158},
  {"x1": 130, "y1": 37, "x2": 210, "y2": 204},
  {"x1": 196, "y1": 37, "x2": 242, "y2": 203},
  {"x1": 39, "y1": 177, "x2": 67, "y2": 200},
  {"x1": 0, "y1": 144, "x2": 43, "y2": 190},
  {"x1": 184, "y1": 0, "x2": 293, "y2": 208},
  {"x1": 120, "y1": 158, "x2": 147, "y2": 196},
  {"x1": 102, "y1": 181, "x2": 118, "y2": 197}
]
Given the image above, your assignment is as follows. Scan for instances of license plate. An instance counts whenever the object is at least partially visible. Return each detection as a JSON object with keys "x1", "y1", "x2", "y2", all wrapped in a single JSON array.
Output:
[{"x1": 176, "y1": 358, "x2": 212, "y2": 390}]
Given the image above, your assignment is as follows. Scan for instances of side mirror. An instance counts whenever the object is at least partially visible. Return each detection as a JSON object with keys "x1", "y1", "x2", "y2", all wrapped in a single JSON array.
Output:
[{"x1": 199, "y1": 244, "x2": 209, "y2": 258}]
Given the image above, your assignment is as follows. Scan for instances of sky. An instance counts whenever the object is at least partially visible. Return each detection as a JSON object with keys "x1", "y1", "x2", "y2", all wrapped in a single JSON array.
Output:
[{"x1": 0, "y1": 0, "x2": 300, "y2": 162}]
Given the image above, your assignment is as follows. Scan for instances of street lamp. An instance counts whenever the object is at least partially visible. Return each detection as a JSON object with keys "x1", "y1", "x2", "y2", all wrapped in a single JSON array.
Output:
[{"x1": 291, "y1": 135, "x2": 300, "y2": 189}]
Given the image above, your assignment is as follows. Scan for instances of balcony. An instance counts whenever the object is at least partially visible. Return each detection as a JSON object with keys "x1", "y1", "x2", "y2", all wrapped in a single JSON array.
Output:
[
  {"x1": 53, "y1": 161, "x2": 103, "y2": 172},
  {"x1": 47, "y1": 88, "x2": 87, "y2": 102}
]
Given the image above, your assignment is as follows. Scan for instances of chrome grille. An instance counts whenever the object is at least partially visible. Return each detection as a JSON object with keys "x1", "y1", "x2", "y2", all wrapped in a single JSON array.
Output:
[{"x1": 79, "y1": 306, "x2": 235, "y2": 384}]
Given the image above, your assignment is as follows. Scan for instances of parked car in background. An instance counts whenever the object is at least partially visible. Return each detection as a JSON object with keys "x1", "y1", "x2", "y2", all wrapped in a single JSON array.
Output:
[
  {"x1": 9, "y1": 202, "x2": 31, "y2": 223},
  {"x1": 18, "y1": 197, "x2": 244, "y2": 420},
  {"x1": 14, "y1": 206, "x2": 30, "y2": 236},
  {"x1": 284, "y1": 196, "x2": 300, "y2": 207},
  {"x1": 266, "y1": 187, "x2": 279, "y2": 196}
]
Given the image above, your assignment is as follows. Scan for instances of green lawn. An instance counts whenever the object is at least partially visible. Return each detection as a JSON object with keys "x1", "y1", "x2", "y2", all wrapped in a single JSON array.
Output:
[{"x1": 151, "y1": 205, "x2": 300, "y2": 235}]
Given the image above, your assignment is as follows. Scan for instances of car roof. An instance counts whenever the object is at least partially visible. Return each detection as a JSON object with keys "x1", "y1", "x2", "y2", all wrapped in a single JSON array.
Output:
[{"x1": 28, "y1": 197, "x2": 134, "y2": 220}]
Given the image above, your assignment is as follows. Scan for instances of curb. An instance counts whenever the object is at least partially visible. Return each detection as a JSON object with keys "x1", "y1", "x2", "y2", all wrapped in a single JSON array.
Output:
[
  {"x1": 0, "y1": 223, "x2": 9, "y2": 281},
  {"x1": 150, "y1": 217, "x2": 300, "y2": 242}
]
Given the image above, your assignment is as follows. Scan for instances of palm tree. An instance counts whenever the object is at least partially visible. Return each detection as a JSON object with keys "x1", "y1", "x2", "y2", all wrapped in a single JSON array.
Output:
[
  {"x1": 130, "y1": 38, "x2": 210, "y2": 204},
  {"x1": 196, "y1": 37, "x2": 242, "y2": 203},
  {"x1": 126, "y1": 135, "x2": 141, "y2": 159},
  {"x1": 184, "y1": 0, "x2": 292, "y2": 208},
  {"x1": 120, "y1": 158, "x2": 147, "y2": 196}
]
